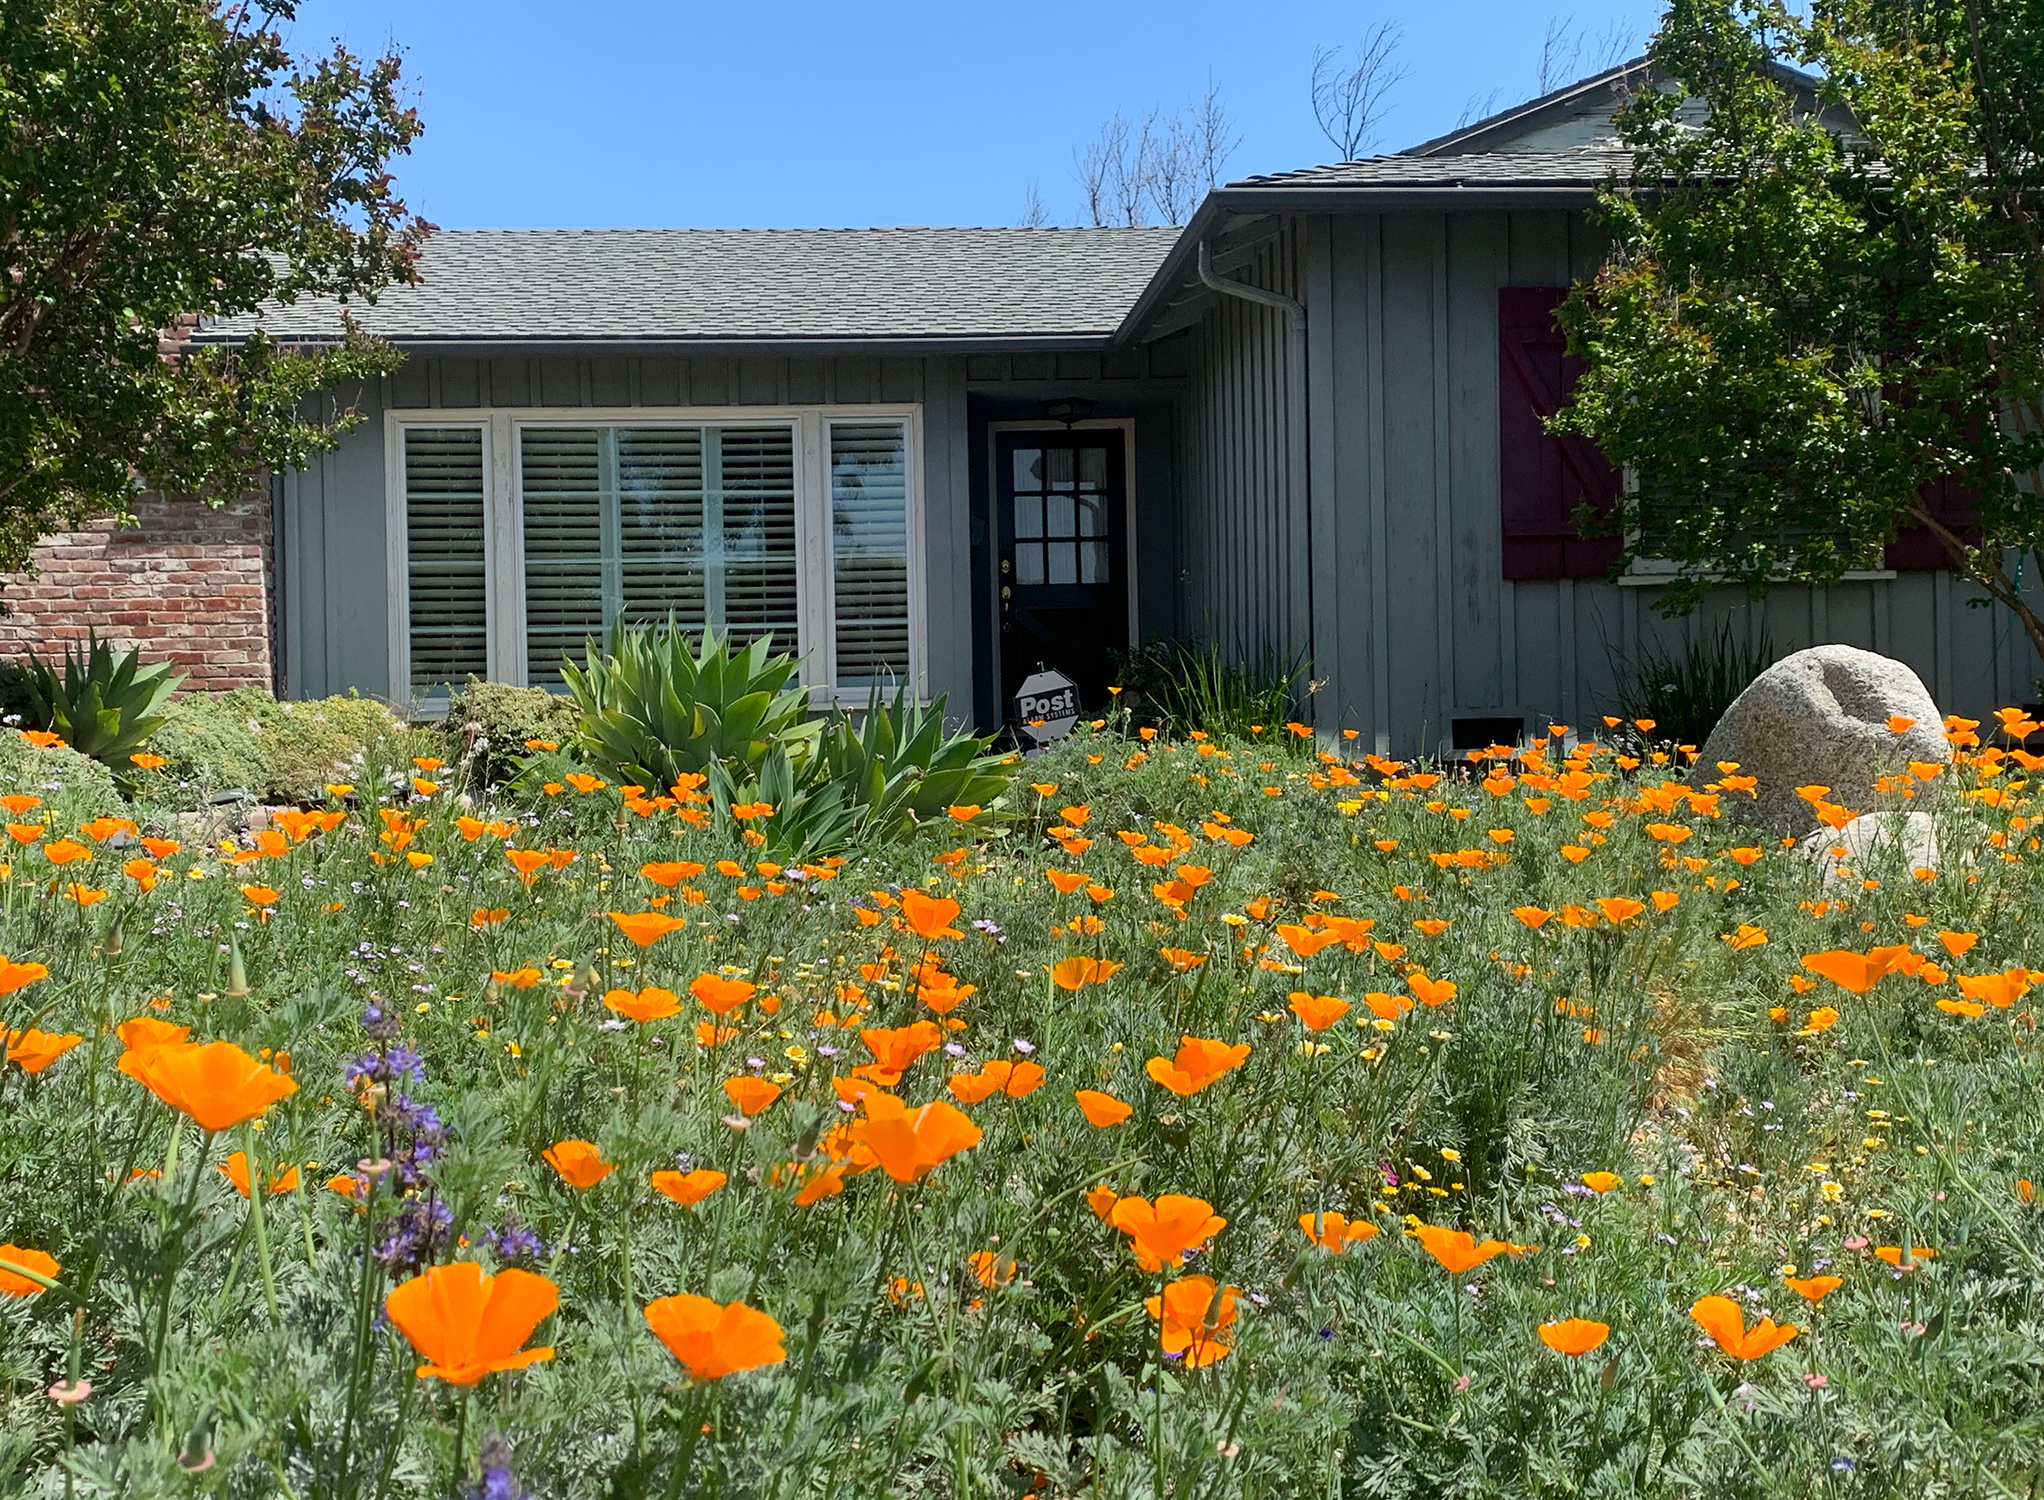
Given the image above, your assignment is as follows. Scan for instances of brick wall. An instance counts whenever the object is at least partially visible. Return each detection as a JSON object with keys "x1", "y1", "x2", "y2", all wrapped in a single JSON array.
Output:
[{"x1": 0, "y1": 493, "x2": 274, "y2": 691}]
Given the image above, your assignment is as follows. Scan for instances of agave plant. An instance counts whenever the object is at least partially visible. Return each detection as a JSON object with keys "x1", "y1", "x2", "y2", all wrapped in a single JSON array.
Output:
[
  {"x1": 813, "y1": 688, "x2": 1016, "y2": 844},
  {"x1": 560, "y1": 618, "x2": 816, "y2": 787},
  {"x1": 24, "y1": 635, "x2": 184, "y2": 770}
]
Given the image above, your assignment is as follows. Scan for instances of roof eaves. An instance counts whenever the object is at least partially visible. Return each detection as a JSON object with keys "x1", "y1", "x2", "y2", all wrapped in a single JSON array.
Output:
[{"x1": 185, "y1": 330, "x2": 1126, "y2": 357}]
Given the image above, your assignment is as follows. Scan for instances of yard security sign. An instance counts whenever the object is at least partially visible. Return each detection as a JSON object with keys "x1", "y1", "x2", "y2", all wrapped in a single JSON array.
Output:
[{"x1": 1015, "y1": 667, "x2": 1079, "y2": 745}]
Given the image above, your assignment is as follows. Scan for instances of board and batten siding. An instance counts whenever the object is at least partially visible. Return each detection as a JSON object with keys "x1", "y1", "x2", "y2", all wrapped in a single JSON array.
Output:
[
  {"x1": 1173, "y1": 223, "x2": 1311, "y2": 668},
  {"x1": 1174, "y1": 208, "x2": 2044, "y2": 756}
]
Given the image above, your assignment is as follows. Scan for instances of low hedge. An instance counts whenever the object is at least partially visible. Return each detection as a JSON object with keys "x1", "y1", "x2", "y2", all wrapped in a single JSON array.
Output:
[{"x1": 149, "y1": 689, "x2": 413, "y2": 803}]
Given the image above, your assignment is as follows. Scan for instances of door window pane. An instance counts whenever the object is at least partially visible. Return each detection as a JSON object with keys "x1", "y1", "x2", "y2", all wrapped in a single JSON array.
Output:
[
  {"x1": 1080, "y1": 447, "x2": 1107, "y2": 490},
  {"x1": 1047, "y1": 541, "x2": 1078, "y2": 585},
  {"x1": 1014, "y1": 542, "x2": 1045, "y2": 585},
  {"x1": 1013, "y1": 494, "x2": 1043, "y2": 539},
  {"x1": 1076, "y1": 495, "x2": 1107, "y2": 537},
  {"x1": 1046, "y1": 448, "x2": 1074, "y2": 490},
  {"x1": 1012, "y1": 449, "x2": 1042, "y2": 491},
  {"x1": 1046, "y1": 493, "x2": 1075, "y2": 539},
  {"x1": 1080, "y1": 540, "x2": 1109, "y2": 583}
]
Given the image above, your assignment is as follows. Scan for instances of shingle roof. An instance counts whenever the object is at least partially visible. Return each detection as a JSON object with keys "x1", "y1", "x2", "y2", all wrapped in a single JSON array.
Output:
[
  {"x1": 1227, "y1": 148, "x2": 1634, "y2": 193},
  {"x1": 197, "y1": 227, "x2": 1181, "y2": 352}
]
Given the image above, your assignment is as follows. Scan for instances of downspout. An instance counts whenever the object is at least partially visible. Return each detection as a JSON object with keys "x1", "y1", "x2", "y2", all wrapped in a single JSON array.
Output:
[{"x1": 1196, "y1": 238, "x2": 1315, "y2": 722}]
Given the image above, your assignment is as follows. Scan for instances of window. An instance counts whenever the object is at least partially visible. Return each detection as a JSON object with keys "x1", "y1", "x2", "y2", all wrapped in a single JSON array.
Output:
[
  {"x1": 1008, "y1": 444, "x2": 1111, "y2": 586},
  {"x1": 395, "y1": 412, "x2": 916, "y2": 700}
]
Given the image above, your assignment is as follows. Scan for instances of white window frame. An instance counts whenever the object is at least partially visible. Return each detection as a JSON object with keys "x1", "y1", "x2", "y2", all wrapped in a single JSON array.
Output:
[{"x1": 384, "y1": 405, "x2": 925, "y2": 708}]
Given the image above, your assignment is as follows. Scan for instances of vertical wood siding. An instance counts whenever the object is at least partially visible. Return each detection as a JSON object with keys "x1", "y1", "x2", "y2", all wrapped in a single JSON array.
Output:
[{"x1": 1174, "y1": 225, "x2": 1308, "y2": 666}]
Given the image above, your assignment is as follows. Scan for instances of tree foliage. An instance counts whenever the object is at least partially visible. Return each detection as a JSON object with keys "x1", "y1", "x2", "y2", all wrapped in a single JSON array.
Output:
[
  {"x1": 0, "y1": 0, "x2": 429, "y2": 573},
  {"x1": 1557, "y1": 0, "x2": 2044, "y2": 662}
]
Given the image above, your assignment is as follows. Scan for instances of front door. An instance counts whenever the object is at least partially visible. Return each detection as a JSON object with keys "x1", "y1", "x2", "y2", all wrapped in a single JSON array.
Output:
[{"x1": 995, "y1": 430, "x2": 1128, "y2": 719}]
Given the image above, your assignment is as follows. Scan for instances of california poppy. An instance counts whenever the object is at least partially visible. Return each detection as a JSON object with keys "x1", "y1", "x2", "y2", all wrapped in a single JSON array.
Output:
[
  {"x1": 1276, "y1": 923, "x2": 1344, "y2": 958},
  {"x1": 641, "y1": 860, "x2": 706, "y2": 887},
  {"x1": 1160, "y1": 947, "x2": 1208, "y2": 972},
  {"x1": 1086, "y1": 1184, "x2": 1120, "y2": 1221},
  {"x1": 723, "y1": 1077, "x2": 781, "y2": 1116},
  {"x1": 218, "y1": 1151, "x2": 301, "y2": 1197},
  {"x1": 1288, "y1": 993, "x2": 1351, "y2": 1031},
  {"x1": 651, "y1": 1168, "x2": 727, "y2": 1206},
  {"x1": 1873, "y1": 1245, "x2": 1936, "y2": 1268},
  {"x1": 1074, "y1": 1089, "x2": 1133, "y2": 1127},
  {"x1": 1045, "y1": 869, "x2": 1091, "y2": 895},
  {"x1": 0, "y1": 1244, "x2": 58, "y2": 1296},
  {"x1": 1407, "y1": 972, "x2": 1457, "y2": 1008},
  {"x1": 947, "y1": 1059, "x2": 1045, "y2": 1103},
  {"x1": 1144, "y1": 1036, "x2": 1250, "y2": 1096},
  {"x1": 1537, "y1": 1318, "x2": 1610, "y2": 1356},
  {"x1": 690, "y1": 973, "x2": 756, "y2": 1015},
  {"x1": 968, "y1": 1249, "x2": 1018, "y2": 1287},
  {"x1": 0, "y1": 957, "x2": 49, "y2": 997},
  {"x1": 856, "y1": 1094, "x2": 982, "y2": 1181},
  {"x1": 855, "y1": 1021, "x2": 943, "y2": 1086},
  {"x1": 384, "y1": 1261, "x2": 558, "y2": 1384},
  {"x1": 1784, "y1": 1274, "x2": 1842, "y2": 1303},
  {"x1": 1299, "y1": 1210, "x2": 1379, "y2": 1253},
  {"x1": 1109, "y1": 1194, "x2": 1225, "y2": 1271},
  {"x1": 1580, "y1": 1171, "x2": 1621, "y2": 1194},
  {"x1": 899, "y1": 890, "x2": 963, "y2": 940},
  {"x1": 120, "y1": 1039, "x2": 296, "y2": 1132},
  {"x1": 1595, "y1": 897, "x2": 1645, "y2": 924},
  {"x1": 4, "y1": 1028, "x2": 80, "y2": 1074},
  {"x1": 1144, "y1": 1275, "x2": 1239, "y2": 1367},
  {"x1": 1689, "y1": 1295, "x2": 1797, "y2": 1359},
  {"x1": 1513, "y1": 906, "x2": 1554, "y2": 929},
  {"x1": 609, "y1": 911, "x2": 685, "y2": 947},
  {"x1": 604, "y1": 986, "x2": 681, "y2": 1022},
  {"x1": 542, "y1": 1139, "x2": 614, "y2": 1189},
  {"x1": 643, "y1": 1294, "x2": 785, "y2": 1380},
  {"x1": 1956, "y1": 968, "x2": 2034, "y2": 1008},
  {"x1": 1411, "y1": 1224, "x2": 1508, "y2": 1276},
  {"x1": 1050, "y1": 955, "x2": 1122, "y2": 991},
  {"x1": 1801, "y1": 949, "x2": 1899, "y2": 995}
]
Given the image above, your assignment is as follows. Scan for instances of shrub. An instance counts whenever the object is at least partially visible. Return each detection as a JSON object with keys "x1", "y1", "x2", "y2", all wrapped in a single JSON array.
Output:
[
  {"x1": 1112, "y1": 636, "x2": 1301, "y2": 737},
  {"x1": 0, "y1": 725, "x2": 120, "y2": 808},
  {"x1": 445, "y1": 678, "x2": 579, "y2": 785},
  {"x1": 150, "y1": 689, "x2": 407, "y2": 803},
  {"x1": 1614, "y1": 621, "x2": 1775, "y2": 747},
  {"x1": 20, "y1": 635, "x2": 182, "y2": 773}
]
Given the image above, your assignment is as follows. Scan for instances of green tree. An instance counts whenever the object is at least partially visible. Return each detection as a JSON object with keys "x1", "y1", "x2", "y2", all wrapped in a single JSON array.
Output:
[
  {"x1": 0, "y1": 0, "x2": 428, "y2": 572},
  {"x1": 1556, "y1": 0, "x2": 2044, "y2": 666}
]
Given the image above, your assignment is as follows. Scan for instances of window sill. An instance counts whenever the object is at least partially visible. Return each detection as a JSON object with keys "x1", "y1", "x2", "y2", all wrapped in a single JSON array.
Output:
[{"x1": 1616, "y1": 568, "x2": 1897, "y2": 588}]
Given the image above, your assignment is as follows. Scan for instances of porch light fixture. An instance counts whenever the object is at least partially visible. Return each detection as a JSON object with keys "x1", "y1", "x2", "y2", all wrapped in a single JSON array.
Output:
[{"x1": 1043, "y1": 398, "x2": 1096, "y2": 427}]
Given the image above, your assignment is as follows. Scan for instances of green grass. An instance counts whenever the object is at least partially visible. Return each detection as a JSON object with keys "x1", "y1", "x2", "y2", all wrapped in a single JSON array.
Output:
[{"x1": 0, "y1": 718, "x2": 2040, "y2": 1498}]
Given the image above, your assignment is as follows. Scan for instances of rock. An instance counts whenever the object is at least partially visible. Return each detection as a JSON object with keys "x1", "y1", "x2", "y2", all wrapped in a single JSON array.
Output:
[
  {"x1": 1798, "y1": 811, "x2": 1941, "y2": 891},
  {"x1": 1696, "y1": 645, "x2": 1949, "y2": 835}
]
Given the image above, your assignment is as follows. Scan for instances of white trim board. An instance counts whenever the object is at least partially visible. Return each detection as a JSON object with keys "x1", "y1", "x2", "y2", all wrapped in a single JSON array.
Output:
[{"x1": 383, "y1": 404, "x2": 925, "y2": 709}]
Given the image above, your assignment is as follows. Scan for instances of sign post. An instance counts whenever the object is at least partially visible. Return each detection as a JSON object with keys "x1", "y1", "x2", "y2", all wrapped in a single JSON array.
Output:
[{"x1": 1014, "y1": 667, "x2": 1080, "y2": 746}]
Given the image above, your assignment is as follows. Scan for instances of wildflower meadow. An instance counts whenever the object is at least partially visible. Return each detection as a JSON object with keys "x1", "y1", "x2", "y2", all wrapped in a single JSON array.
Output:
[{"x1": 3, "y1": 706, "x2": 2043, "y2": 1497}]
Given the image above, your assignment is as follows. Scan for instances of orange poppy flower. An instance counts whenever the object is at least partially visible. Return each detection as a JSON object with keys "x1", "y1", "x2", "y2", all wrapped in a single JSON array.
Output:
[
  {"x1": 5, "y1": 823, "x2": 43, "y2": 844},
  {"x1": 1784, "y1": 1274, "x2": 1842, "y2": 1303},
  {"x1": 651, "y1": 1168, "x2": 727, "y2": 1206},
  {"x1": 1689, "y1": 1295, "x2": 1797, "y2": 1359},
  {"x1": 1144, "y1": 1275, "x2": 1239, "y2": 1367},
  {"x1": 20, "y1": 729, "x2": 62, "y2": 748},
  {"x1": 117, "y1": 1016, "x2": 191, "y2": 1052},
  {"x1": 1412, "y1": 918, "x2": 1451, "y2": 937},
  {"x1": 1144, "y1": 1036, "x2": 1250, "y2": 1096},
  {"x1": 1956, "y1": 968, "x2": 2033, "y2": 1008},
  {"x1": 239, "y1": 884, "x2": 280, "y2": 906},
  {"x1": 689, "y1": 973, "x2": 756, "y2": 1015},
  {"x1": 643, "y1": 1294, "x2": 785, "y2": 1380},
  {"x1": 1512, "y1": 906, "x2": 1554, "y2": 929},
  {"x1": 491, "y1": 968, "x2": 543, "y2": 989},
  {"x1": 695, "y1": 1022, "x2": 739, "y2": 1046},
  {"x1": 855, "y1": 1094, "x2": 982, "y2": 1181},
  {"x1": 641, "y1": 860, "x2": 706, "y2": 887},
  {"x1": 899, "y1": 890, "x2": 963, "y2": 940},
  {"x1": 1407, "y1": 972, "x2": 1458, "y2": 1008},
  {"x1": 1538, "y1": 1318, "x2": 1610, "y2": 1356},
  {"x1": 947, "y1": 1059, "x2": 1045, "y2": 1103},
  {"x1": 41, "y1": 838, "x2": 89, "y2": 865},
  {"x1": 5, "y1": 1028, "x2": 80, "y2": 1074},
  {"x1": 1288, "y1": 992, "x2": 1351, "y2": 1031},
  {"x1": 1363, "y1": 992, "x2": 1411, "y2": 1020},
  {"x1": 604, "y1": 986, "x2": 681, "y2": 1023},
  {"x1": 1086, "y1": 1184, "x2": 1120, "y2": 1221},
  {"x1": 1299, "y1": 1210, "x2": 1379, "y2": 1253},
  {"x1": 1801, "y1": 949, "x2": 1900, "y2": 994},
  {"x1": 609, "y1": 911, "x2": 685, "y2": 947},
  {"x1": 1937, "y1": 929, "x2": 1978, "y2": 958},
  {"x1": 1110, "y1": 1194, "x2": 1225, "y2": 1271},
  {"x1": 1579, "y1": 1171, "x2": 1621, "y2": 1194},
  {"x1": 0, "y1": 1244, "x2": 59, "y2": 1296},
  {"x1": 0, "y1": 794, "x2": 38, "y2": 816},
  {"x1": 1074, "y1": 1089, "x2": 1134, "y2": 1127},
  {"x1": 1045, "y1": 869, "x2": 1091, "y2": 895},
  {"x1": 384, "y1": 1261, "x2": 558, "y2": 1384},
  {"x1": 1276, "y1": 923, "x2": 1344, "y2": 958},
  {"x1": 119, "y1": 1039, "x2": 296, "y2": 1131},
  {"x1": 1159, "y1": 948, "x2": 1208, "y2": 972},
  {"x1": 1411, "y1": 1224, "x2": 1509, "y2": 1276},
  {"x1": 968, "y1": 1249, "x2": 1018, "y2": 1287},
  {"x1": 1595, "y1": 897, "x2": 1645, "y2": 924},
  {"x1": 542, "y1": 1139, "x2": 614, "y2": 1189},
  {"x1": 791, "y1": 1163, "x2": 847, "y2": 1206},
  {"x1": 217, "y1": 1151, "x2": 301, "y2": 1197},
  {"x1": 1050, "y1": 955, "x2": 1122, "y2": 991},
  {"x1": 1873, "y1": 1245, "x2": 1936, "y2": 1268},
  {"x1": 0, "y1": 956, "x2": 47, "y2": 997},
  {"x1": 723, "y1": 1077, "x2": 782, "y2": 1116},
  {"x1": 855, "y1": 1021, "x2": 943, "y2": 1085}
]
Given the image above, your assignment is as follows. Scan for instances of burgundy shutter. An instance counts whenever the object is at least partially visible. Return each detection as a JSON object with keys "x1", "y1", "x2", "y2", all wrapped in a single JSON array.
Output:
[
  {"x1": 1498, "y1": 287, "x2": 1622, "y2": 580},
  {"x1": 1884, "y1": 473, "x2": 1980, "y2": 570}
]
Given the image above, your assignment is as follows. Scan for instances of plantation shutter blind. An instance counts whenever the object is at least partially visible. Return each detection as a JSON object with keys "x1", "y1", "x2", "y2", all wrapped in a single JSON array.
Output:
[
  {"x1": 1498, "y1": 287, "x2": 1622, "y2": 580},
  {"x1": 403, "y1": 428, "x2": 489, "y2": 690},
  {"x1": 519, "y1": 425, "x2": 796, "y2": 685},
  {"x1": 830, "y1": 422, "x2": 911, "y2": 688}
]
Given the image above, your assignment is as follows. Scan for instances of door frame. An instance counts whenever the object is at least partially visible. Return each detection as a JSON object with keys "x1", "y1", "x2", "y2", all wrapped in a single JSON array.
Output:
[{"x1": 985, "y1": 418, "x2": 1139, "y2": 710}]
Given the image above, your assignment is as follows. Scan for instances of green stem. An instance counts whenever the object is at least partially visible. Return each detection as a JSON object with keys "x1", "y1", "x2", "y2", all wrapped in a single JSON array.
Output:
[{"x1": 244, "y1": 1128, "x2": 282, "y2": 1327}]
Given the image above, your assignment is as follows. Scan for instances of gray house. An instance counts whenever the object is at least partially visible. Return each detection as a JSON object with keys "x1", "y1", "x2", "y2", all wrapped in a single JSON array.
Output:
[{"x1": 215, "y1": 60, "x2": 2042, "y2": 752}]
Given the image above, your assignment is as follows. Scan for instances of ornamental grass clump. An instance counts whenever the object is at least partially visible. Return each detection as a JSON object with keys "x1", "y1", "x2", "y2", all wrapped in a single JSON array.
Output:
[{"x1": 0, "y1": 704, "x2": 2041, "y2": 1492}]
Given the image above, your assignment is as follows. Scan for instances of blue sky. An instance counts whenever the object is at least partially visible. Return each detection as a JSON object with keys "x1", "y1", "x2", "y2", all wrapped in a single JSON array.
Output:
[{"x1": 286, "y1": 0, "x2": 1661, "y2": 230}]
